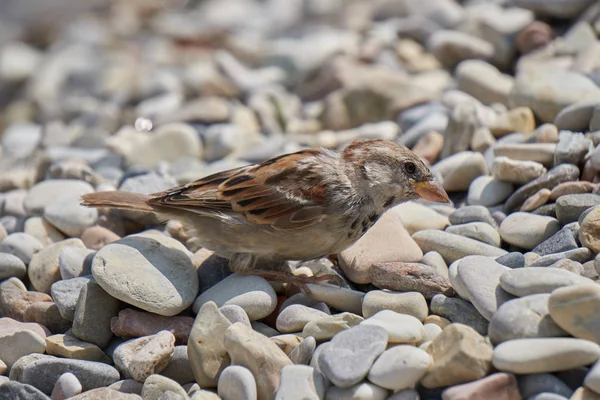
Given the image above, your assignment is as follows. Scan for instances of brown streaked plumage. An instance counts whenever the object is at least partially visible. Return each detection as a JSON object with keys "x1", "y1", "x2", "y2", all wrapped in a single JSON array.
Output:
[{"x1": 81, "y1": 139, "x2": 450, "y2": 286}]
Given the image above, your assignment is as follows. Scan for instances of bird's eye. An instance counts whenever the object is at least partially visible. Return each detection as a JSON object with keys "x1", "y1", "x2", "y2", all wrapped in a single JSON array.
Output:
[{"x1": 404, "y1": 162, "x2": 417, "y2": 174}]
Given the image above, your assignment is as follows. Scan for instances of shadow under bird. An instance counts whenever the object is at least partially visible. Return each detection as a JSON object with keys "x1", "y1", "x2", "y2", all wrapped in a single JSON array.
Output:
[{"x1": 81, "y1": 139, "x2": 450, "y2": 286}]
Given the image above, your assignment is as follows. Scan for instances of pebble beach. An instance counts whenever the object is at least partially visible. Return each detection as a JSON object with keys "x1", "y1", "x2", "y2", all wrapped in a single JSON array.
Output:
[{"x1": 1, "y1": 0, "x2": 600, "y2": 399}]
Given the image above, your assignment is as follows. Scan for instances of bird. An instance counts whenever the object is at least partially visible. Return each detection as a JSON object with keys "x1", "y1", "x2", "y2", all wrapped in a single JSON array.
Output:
[{"x1": 81, "y1": 139, "x2": 450, "y2": 286}]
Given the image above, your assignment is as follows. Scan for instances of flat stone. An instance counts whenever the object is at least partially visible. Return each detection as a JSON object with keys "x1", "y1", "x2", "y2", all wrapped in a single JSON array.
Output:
[
  {"x1": 58, "y1": 247, "x2": 94, "y2": 280},
  {"x1": 430, "y1": 295, "x2": 489, "y2": 336},
  {"x1": 392, "y1": 202, "x2": 449, "y2": 234},
  {"x1": 457, "y1": 256, "x2": 514, "y2": 320},
  {"x1": 362, "y1": 290, "x2": 428, "y2": 321},
  {"x1": 188, "y1": 302, "x2": 231, "y2": 388},
  {"x1": 276, "y1": 305, "x2": 329, "y2": 334},
  {"x1": 456, "y1": 60, "x2": 514, "y2": 106},
  {"x1": 338, "y1": 212, "x2": 422, "y2": 284},
  {"x1": 504, "y1": 164, "x2": 580, "y2": 213},
  {"x1": 46, "y1": 334, "x2": 111, "y2": 363},
  {"x1": 499, "y1": 267, "x2": 593, "y2": 297},
  {"x1": 22, "y1": 301, "x2": 70, "y2": 334},
  {"x1": 301, "y1": 313, "x2": 364, "y2": 341},
  {"x1": 530, "y1": 248, "x2": 593, "y2": 267},
  {"x1": 550, "y1": 182, "x2": 597, "y2": 201},
  {"x1": 9, "y1": 354, "x2": 120, "y2": 395},
  {"x1": 193, "y1": 274, "x2": 276, "y2": 320},
  {"x1": 218, "y1": 365, "x2": 257, "y2": 400},
  {"x1": 0, "y1": 381, "x2": 50, "y2": 400},
  {"x1": 0, "y1": 277, "x2": 52, "y2": 321},
  {"x1": 421, "y1": 324, "x2": 493, "y2": 388},
  {"x1": 140, "y1": 374, "x2": 188, "y2": 400},
  {"x1": 549, "y1": 284, "x2": 600, "y2": 344},
  {"x1": 433, "y1": 151, "x2": 488, "y2": 192},
  {"x1": 496, "y1": 253, "x2": 526, "y2": 269},
  {"x1": 467, "y1": 176, "x2": 514, "y2": 207},
  {"x1": 111, "y1": 308, "x2": 193, "y2": 345},
  {"x1": 532, "y1": 228, "x2": 578, "y2": 256},
  {"x1": 493, "y1": 338, "x2": 600, "y2": 374},
  {"x1": 556, "y1": 194, "x2": 600, "y2": 225},
  {"x1": 521, "y1": 189, "x2": 552, "y2": 212},
  {"x1": 369, "y1": 262, "x2": 454, "y2": 299},
  {"x1": 446, "y1": 222, "x2": 501, "y2": 247},
  {"x1": 24, "y1": 180, "x2": 94, "y2": 215},
  {"x1": 319, "y1": 324, "x2": 388, "y2": 388},
  {"x1": 442, "y1": 373, "x2": 521, "y2": 400},
  {"x1": 224, "y1": 322, "x2": 292, "y2": 400},
  {"x1": 0, "y1": 326, "x2": 46, "y2": 369},
  {"x1": 29, "y1": 238, "x2": 86, "y2": 294},
  {"x1": 0, "y1": 232, "x2": 43, "y2": 265},
  {"x1": 275, "y1": 365, "x2": 325, "y2": 400},
  {"x1": 92, "y1": 235, "x2": 199, "y2": 317},
  {"x1": 51, "y1": 372, "x2": 82, "y2": 400},
  {"x1": 413, "y1": 230, "x2": 507, "y2": 264},
  {"x1": 72, "y1": 280, "x2": 120, "y2": 348},
  {"x1": 303, "y1": 284, "x2": 364, "y2": 315},
  {"x1": 488, "y1": 294, "x2": 567, "y2": 344},
  {"x1": 368, "y1": 345, "x2": 431, "y2": 391},
  {"x1": 580, "y1": 206, "x2": 600, "y2": 253},
  {"x1": 43, "y1": 195, "x2": 98, "y2": 237},
  {"x1": 289, "y1": 336, "x2": 316, "y2": 365},
  {"x1": 325, "y1": 382, "x2": 388, "y2": 400},
  {"x1": 491, "y1": 157, "x2": 547, "y2": 185},
  {"x1": 50, "y1": 276, "x2": 92, "y2": 321},
  {"x1": 159, "y1": 345, "x2": 195, "y2": 385},
  {"x1": 113, "y1": 331, "x2": 175, "y2": 382},
  {"x1": 80, "y1": 226, "x2": 121, "y2": 250},
  {"x1": 500, "y1": 213, "x2": 560, "y2": 250},
  {"x1": 361, "y1": 310, "x2": 424, "y2": 344},
  {"x1": 449, "y1": 206, "x2": 497, "y2": 227}
]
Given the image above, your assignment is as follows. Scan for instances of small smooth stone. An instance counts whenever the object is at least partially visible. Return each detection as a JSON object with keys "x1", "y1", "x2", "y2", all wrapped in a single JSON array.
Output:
[
  {"x1": 319, "y1": 324, "x2": 388, "y2": 388},
  {"x1": 571, "y1": 387, "x2": 600, "y2": 400},
  {"x1": 500, "y1": 268, "x2": 593, "y2": 297},
  {"x1": 392, "y1": 202, "x2": 449, "y2": 234},
  {"x1": 270, "y1": 334, "x2": 302, "y2": 355},
  {"x1": 488, "y1": 294, "x2": 567, "y2": 344},
  {"x1": 301, "y1": 313, "x2": 364, "y2": 341},
  {"x1": 0, "y1": 252, "x2": 26, "y2": 280},
  {"x1": 109, "y1": 379, "x2": 144, "y2": 395},
  {"x1": 556, "y1": 194, "x2": 600, "y2": 226},
  {"x1": 0, "y1": 326, "x2": 46, "y2": 368},
  {"x1": 494, "y1": 143, "x2": 556, "y2": 167},
  {"x1": 428, "y1": 30, "x2": 494, "y2": 68},
  {"x1": 193, "y1": 274, "x2": 276, "y2": 320},
  {"x1": 413, "y1": 131, "x2": 444, "y2": 164},
  {"x1": 430, "y1": 294, "x2": 489, "y2": 336},
  {"x1": 492, "y1": 157, "x2": 547, "y2": 185},
  {"x1": 521, "y1": 189, "x2": 552, "y2": 212},
  {"x1": 46, "y1": 334, "x2": 111, "y2": 363},
  {"x1": 80, "y1": 226, "x2": 121, "y2": 250},
  {"x1": 490, "y1": 107, "x2": 536, "y2": 137},
  {"x1": 338, "y1": 211, "x2": 422, "y2": 284},
  {"x1": 0, "y1": 317, "x2": 49, "y2": 341},
  {"x1": 141, "y1": 374, "x2": 188, "y2": 400},
  {"x1": 188, "y1": 302, "x2": 231, "y2": 387},
  {"x1": 433, "y1": 151, "x2": 488, "y2": 192},
  {"x1": 160, "y1": 345, "x2": 195, "y2": 385},
  {"x1": 368, "y1": 345, "x2": 431, "y2": 391},
  {"x1": 530, "y1": 248, "x2": 593, "y2": 267},
  {"x1": 50, "y1": 276, "x2": 91, "y2": 321},
  {"x1": 532, "y1": 229, "x2": 578, "y2": 256},
  {"x1": 69, "y1": 387, "x2": 141, "y2": 399},
  {"x1": 93, "y1": 235, "x2": 199, "y2": 317},
  {"x1": 504, "y1": 164, "x2": 580, "y2": 213},
  {"x1": 23, "y1": 180, "x2": 94, "y2": 215},
  {"x1": 421, "y1": 324, "x2": 494, "y2": 388},
  {"x1": 369, "y1": 262, "x2": 454, "y2": 299},
  {"x1": 585, "y1": 359, "x2": 600, "y2": 394},
  {"x1": 496, "y1": 253, "x2": 526, "y2": 269},
  {"x1": 325, "y1": 382, "x2": 388, "y2": 400},
  {"x1": 456, "y1": 60, "x2": 514, "y2": 106},
  {"x1": 23, "y1": 302, "x2": 71, "y2": 334},
  {"x1": 51, "y1": 372, "x2": 82, "y2": 400},
  {"x1": 549, "y1": 284, "x2": 600, "y2": 344},
  {"x1": 446, "y1": 222, "x2": 501, "y2": 247},
  {"x1": 493, "y1": 338, "x2": 600, "y2": 374},
  {"x1": 421, "y1": 251, "x2": 449, "y2": 277},
  {"x1": 29, "y1": 238, "x2": 87, "y2": 293},
  {"x1": 362, "y1": 290, "x2": 428, "y2": 321},
  {"x1": 111, "y1": 308, "x2": 193, "y2": 345},
  {"x1": 43, "y1": 196, "x2": 98, "y2": 237},
  {"x1": 519, "y1": 373, "x2": 574, "y2": 399},
  {"x1": 224, "y1": 322, "x2": 292, "y2": 400},
  {"x1": 442, "y1": 373, "x2": 520, "y2": 400},
  {"x1": 251, "y1": 321, "x2": 279, "y2": 338},
  {"x1": 218, "y1": 365, "x2": 257, "y2": 400},
  {"x1": 555, "y1": 100, "x2": 600, "y2": 132},
  {"x1": 114, "y1": 331, "x2": 176, "y2": 382},
  {"x1": 361, "y1": 310, "x2": 424, "y2": 344},
  {"x1": 449, "y1": 206, "x2": 497, "y2": 227},
  {"x1": 72, "y1": 280, "x2": 120, "y2": 348},
  {"x1": 276, "y1": 304, "x2": 329, "y2": 334},
  {"x1": 554, "y1": 131, "x2": 593, "y2": 166},
  {"x1": 304, "y1": 284, "x2": 364, "y2": 315},
  {"x1": 457, "y1": 256, "x2": 514, "y2": 320},
  {"x1": 0, "y1": 232, "x2": 43, "y2": 264},
  {"x1": 0, "y1": 278, "x2": 52, "y2": 320},
  {"x1": 468, "y1": 176, "x2": 514, "y2": 207},
  {"x1": 550, "y1": 182, "x2": 597, "y2": 201},
  {"x1": 580, "y1": 206, "x2": 600, "y2": 253},
  {"x1": 58, "y1": 247, "x2": 94, "y2": 280},
  {"x1": 413, "y1": 230, "x2": 507, "y2": 264},
  {"x1": 24, "y1": 217, "x2": 66, "y2": 246},
  {"x1": 289, "y1": 336, "x2": 316, "y2": 365},
  {"x1": 275, "y1": 365, "x2": 325, "y2": 400},
  {"x1": 423, "y1": 323, "x2": 443, "y2": 342},
  {"x1": 0, "y1": 381, "x2": 50, "y2": 400},
  {"x1": 219, "y1": 305, "x2": 251, "y2": 328},
  {"x1": 500, "y1": 213, "x2": 560, "y2": 250},
  {"x1": 9, "y1": 354, "x2": 120, "y2": 394}
]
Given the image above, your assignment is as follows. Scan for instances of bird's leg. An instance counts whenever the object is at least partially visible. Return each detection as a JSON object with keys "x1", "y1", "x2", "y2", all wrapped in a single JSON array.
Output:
[{"x1": 229, "y1": 253, "x2": 340, "y2": 291}]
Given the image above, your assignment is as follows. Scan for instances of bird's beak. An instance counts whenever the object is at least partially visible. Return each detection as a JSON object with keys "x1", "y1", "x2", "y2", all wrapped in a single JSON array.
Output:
[{"x1": 412, "y1": 180, "x2": 451, "y2": 203}]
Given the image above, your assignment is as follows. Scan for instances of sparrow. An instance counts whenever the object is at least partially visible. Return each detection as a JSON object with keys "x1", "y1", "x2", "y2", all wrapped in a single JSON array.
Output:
[{"x1": 82, "y1": 139, "x2": 450, "y2": 286}]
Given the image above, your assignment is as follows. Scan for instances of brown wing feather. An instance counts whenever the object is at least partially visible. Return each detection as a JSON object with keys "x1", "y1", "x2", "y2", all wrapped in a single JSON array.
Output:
[{"x1": 148, "y1": 149, "x2": 328, "y2": 230}]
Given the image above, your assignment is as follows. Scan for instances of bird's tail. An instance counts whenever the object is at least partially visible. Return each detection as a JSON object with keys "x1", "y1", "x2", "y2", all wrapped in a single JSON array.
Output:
[{"x1": 81, "y1": 191, "x2": 155, "y2": 212}]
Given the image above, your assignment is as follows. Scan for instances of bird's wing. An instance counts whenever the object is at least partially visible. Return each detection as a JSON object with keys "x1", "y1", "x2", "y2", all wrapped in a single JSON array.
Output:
[{"x1": 148, "y1": 149, "x2": 330, "y2": 230}]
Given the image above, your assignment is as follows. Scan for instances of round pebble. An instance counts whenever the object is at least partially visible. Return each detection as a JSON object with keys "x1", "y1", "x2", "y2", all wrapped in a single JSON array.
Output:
[{"x1": 367, "y1": 345, "x2": 432, "y2": 391}]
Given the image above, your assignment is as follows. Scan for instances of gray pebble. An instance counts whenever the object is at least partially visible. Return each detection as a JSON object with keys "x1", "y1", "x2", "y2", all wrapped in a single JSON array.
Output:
[
  {"x1": 50, "y1": 276, "x2": 93, "y2": 321},
  {"x1": 556, "y1": 194, "x2": 600, "y2": 225},
  {"x1": 429, "y1": 294, "x2": 489, "y2": 335},
  {"x1": 0, "y1": 252, "x2": 27, "y2": 280},
  {"x1": 529, "y1": 248, "x2": 593, "y2": 267},
  {"x1": 217, "y1": 365, "x2": 257, "y2": 400},
  {"x1": 448, "y1": 205, "x2": 497, "y2": 227},
  {"x1": 532, "y1": 204, "x2": 557, "y2": 218},
  {"x1": 0, "y1": 232, "x2": 43, "y2": 264},
  {"x1": 554, "y1": 131, "x2": 593, "y2": 166},
  {"x1": 0, "y1": 381, "x2": 50, "y2": 400},
  {"x1": 43, "y1": 195, "x2": 98, "y2": 238},
  {"x1": 50, "y1": 372, "x2": 82, "y2": 400},
  {"x1": 58, "y1": 247, "x2": 95, "y2": 280},
  {"x1": 289, "y1": 336, "x2": 316, "y2": 365},
  {"x1": 160, "y1": 346, "x2": 195, "y2": 385},
  {"x1": 518, "y1": 373, "x2": 573, "y2": 399},
  {"x1": 219, "y1": 305, "x2": 251, "y2": 328},
  {"x1": 496, "y1": 252, "x2": 525, "y2": 269},
  {"x1": 532, "y1": 228, "x2": 578, "y2": 256}
]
